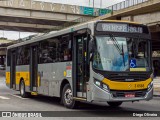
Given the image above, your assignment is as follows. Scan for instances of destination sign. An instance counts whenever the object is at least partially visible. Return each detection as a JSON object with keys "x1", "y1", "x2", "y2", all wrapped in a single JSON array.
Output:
[{"x1": 96, "y1": 23, "x2": 149, "y2": 34}]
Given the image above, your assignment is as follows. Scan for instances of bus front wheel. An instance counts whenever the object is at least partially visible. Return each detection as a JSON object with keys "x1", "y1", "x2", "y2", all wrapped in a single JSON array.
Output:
[
  {"x1": 20, "y1": 80, "x2": 29, "y2": 98},
  {"x1": 62, "y1": 84, "x2": 77, "y2": 109},
  {"x1": 107, "y1": 102, "x2": 123, "y2": 107}
]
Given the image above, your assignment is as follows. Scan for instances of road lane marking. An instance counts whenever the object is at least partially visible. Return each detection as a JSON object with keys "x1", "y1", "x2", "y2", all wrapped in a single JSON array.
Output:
[
  {"x1": 0, "y1": 96, "x2": 10, "y2": 99},
  {"x1": 9, "y1": 94, "x2": 28, "y2": 100}
]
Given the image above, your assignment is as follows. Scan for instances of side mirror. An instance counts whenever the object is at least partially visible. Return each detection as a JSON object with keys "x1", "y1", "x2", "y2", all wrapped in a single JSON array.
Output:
[
  {"x1": 89, "y1": 39, "x2": 95, "y2": 61},
  {"x1": 89, "y1": 39, "x2": 95, "y2": 53}
]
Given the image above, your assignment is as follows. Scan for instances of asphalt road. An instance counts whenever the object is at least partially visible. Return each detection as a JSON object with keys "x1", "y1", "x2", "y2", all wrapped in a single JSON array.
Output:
[{"x1": 0, "y1": 74, "x2": 160, "y2": 119}]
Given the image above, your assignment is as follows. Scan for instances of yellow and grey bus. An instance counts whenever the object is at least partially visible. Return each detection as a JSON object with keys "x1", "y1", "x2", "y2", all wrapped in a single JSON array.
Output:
[{"x1": 6, "y1": 20, "x2": 153, "y2": 108}]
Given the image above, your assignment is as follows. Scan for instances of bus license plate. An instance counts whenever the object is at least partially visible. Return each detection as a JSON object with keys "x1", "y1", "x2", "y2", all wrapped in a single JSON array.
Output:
[{"x1": 125, "y1": 93, "x2": 135, "y2": 98}]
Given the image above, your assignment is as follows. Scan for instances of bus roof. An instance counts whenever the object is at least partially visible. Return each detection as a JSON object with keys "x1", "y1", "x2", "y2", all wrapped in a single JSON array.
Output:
[
  {"x1": 101, "y1": 20, "x2": 140, "y2": 24},
  {"x1": 7, "y1": 20, "x2": 142, "y2": 49}
]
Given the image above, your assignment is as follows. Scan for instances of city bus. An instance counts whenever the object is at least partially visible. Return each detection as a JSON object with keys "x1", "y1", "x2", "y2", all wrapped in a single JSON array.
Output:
[{"x1": 6, "y1": 20, "x2": 153, "y2": 109}]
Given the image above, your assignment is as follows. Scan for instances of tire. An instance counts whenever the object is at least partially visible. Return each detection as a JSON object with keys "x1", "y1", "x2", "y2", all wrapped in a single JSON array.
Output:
[
  {"x1": 20, "y1": 80, "x2": 30, "y2": 98},
  {"x1": 107, "y1": 102, "x2": 123, "y2": 107},
  {"x1": 62, "y1": 84, "x2": 77, "y2": 109}
]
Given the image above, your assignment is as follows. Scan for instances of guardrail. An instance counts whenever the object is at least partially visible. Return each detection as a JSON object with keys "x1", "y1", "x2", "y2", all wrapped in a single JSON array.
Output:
[{"x1": 106, "y1": 0, "x2": 149, "y2": 11}]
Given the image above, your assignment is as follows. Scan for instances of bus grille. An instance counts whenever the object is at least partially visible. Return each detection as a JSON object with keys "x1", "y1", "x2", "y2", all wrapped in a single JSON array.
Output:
[
  {"x1": 111, "y1": 90, "x2": 147, "y2": 98},
  {"x1": 107, "y1": 73, "x2": 150, "y2": 82}
]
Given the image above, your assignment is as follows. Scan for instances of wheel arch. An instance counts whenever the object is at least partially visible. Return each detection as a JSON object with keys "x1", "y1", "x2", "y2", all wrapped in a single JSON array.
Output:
[
  {"x1": 19, "y1": 77, "x2": 24, "y2": 90},
  {"x1": 60, "y1": 79, "x2": 70, "y2": 98}
]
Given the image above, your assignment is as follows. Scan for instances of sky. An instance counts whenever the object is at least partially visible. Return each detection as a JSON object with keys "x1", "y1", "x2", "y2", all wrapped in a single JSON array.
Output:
[{"x1": 0, "y1": 0, "x2": 125, "y2": 40}]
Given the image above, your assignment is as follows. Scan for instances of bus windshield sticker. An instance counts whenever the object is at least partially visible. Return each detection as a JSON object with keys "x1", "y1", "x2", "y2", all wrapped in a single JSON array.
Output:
[
  {"x1": 130, "y1": 59, "x2": 136, "y2": 68},
  {"x1": 130, "y1": 68, "x2": 146, "y2": 71}
]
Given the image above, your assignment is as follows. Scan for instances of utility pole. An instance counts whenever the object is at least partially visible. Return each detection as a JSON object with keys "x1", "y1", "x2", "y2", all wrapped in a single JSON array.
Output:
[
  {"x1": 93, "y1": 0, "x2": 94, "y2": 14},
  {"x1": 93, "y1": 0, "x2": 94, "y2": 9},
  {"x1": 100, "y1": 0, "x2": 102, "y2": 8},
  {"x1": 3, "y1": 31, "x2": 4, "y2": 38}
]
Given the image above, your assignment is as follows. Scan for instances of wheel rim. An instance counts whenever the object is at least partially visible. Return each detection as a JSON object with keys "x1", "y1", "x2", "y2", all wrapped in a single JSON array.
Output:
[
  {"x1": 20, "y1": 82, "x2": 24, "y2": 95},
  {"x1": 64, "y1": 88, "x2": 73, "y2": 105}
]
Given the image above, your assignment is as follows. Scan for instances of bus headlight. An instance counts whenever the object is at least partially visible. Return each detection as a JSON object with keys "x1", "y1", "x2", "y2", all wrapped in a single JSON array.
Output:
[
  {"x1": 102, "y1": 84, "x2": 109, "y2": 92},
  {"x1": 95, "y1": 80, "x2": 101, "y2": 87},
  {"x1": 148, "y1": 81, "x2": 153, "y2": 91},
  {"x1": 94, "y1": 79, "x2": 110, "y2": 92}
]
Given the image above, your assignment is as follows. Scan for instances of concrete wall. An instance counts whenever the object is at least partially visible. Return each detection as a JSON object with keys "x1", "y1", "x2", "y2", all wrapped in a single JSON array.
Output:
[
  {"x1": 121, "y1": 11, "x2": 160, "y2": 25},
  {"x1": 0, "y1": 0, "x2": 82, "y2": 15},
  {"x1": 0, "y1": 0, "x2": 99, "y2": 15},
  {"x1": 0, "y1": 0, "x2": 95, "y2": 32}
]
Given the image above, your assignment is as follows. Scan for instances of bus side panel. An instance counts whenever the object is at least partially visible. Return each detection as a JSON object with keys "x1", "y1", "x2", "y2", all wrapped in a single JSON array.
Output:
[
  {"x1": 38, "y1": 62, "x2": 73, "y2": 97},
  {"x1": 6, "y1": 66, "x2": 11, "y2": 88},
  {"x1": 15, "y1": 65, "x2": 30, "y2": 91}
]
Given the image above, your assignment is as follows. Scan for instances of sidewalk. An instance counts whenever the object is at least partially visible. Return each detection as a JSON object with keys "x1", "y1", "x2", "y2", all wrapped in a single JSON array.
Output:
[
  {"x1": 153, "y1": 77, "x2": 160, "y2": 96},
  {"x1": 0, "y1": 70, "x2": 5, "y2": 77}
]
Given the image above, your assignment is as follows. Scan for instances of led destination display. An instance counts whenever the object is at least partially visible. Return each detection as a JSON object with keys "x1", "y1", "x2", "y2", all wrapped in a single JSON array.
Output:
[{"x1": 96, "y1": 23, "x2": 149, "y2": 34}]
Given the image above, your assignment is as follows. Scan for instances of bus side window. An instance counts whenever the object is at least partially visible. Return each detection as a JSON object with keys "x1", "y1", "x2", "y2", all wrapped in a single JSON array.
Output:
[
  {"x1": 17, "y1": 46, "x2": 30, "y2": 65},
  {"x1": 17, "y1": 47, "x2": 23, "y2": 65},
  {"x1": 39, "y1": 41, "x2": 51, "y2": 63},
  {"x1": 39, "y1": 38, "x2": 58, "y2": 63},
  {"x1": 38, "y1": 35, "x2": 72, "y2": 64},
  {"x1": 23, "y1": 47, "x2": 30, "y2": 65},
  {"x1": 61, "y1": 35, "x2": 72, "y2": 62}
]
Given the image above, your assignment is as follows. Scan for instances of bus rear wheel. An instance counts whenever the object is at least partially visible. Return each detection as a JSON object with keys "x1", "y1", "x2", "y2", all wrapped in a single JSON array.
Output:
[
  {"x1": 20, "y1": 80, "x2": 30, "y2": 98},
  {"x1": 107, "y1": 102, "x2": 123, "y2": 107},
  {"x1": 62, "y1": 84, "x2": 77, "y2": 109}
]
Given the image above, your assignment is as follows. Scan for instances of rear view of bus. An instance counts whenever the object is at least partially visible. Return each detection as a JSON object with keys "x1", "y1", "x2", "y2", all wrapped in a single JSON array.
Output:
[{"x1": 91, "y1": 21, "x2": 153, "y2": 106}]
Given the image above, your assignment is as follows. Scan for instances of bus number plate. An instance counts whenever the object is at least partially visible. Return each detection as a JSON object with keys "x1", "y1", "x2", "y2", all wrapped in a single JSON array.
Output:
[
  {"x1": 135, "y1": 84, "x2": 144, "y2": 89},
  {"x1": 125, "y1": 93, "x2": 135, "y2": 98}
]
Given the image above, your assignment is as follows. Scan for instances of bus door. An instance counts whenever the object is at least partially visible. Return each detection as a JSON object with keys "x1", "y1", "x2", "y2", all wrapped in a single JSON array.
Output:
[
  {"x1": 73, "y1": 34, "x2": 89, "y2": 98},
  {"x1": 30, "y1": 46, "x2": 38, "y2": 92},
  {"x1": 10, "y1": 50, "x2": 16, "y2": 89}
]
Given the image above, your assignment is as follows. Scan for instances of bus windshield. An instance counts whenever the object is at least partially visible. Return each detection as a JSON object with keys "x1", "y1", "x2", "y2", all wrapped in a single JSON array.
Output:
[{"x1": 93, "y1": 36, "x2": 150, "y2": 72}]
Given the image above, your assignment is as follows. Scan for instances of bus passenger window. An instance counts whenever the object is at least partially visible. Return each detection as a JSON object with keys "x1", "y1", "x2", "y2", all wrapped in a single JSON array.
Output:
[
  {"x1": 39, "y1": 42, "x2": 53, "y2": 63},
  {"x1": 38, "y1": 35, "x2": 72, "y2": 63},
  {"x1": 64, "y1": 49, "x2": 71, "y2": 61},
  {"x1": 61, "y1": 36, "x2": 72, "y2": 62},
  {"x1": 16, "y1": 46, "x2": 30, "y2": 65}
]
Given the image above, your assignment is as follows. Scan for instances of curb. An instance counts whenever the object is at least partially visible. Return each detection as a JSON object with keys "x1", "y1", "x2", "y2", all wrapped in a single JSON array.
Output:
[
  {"x1": 153, "y1": 95, "x2": 160, "y2": 97},
  {"x1": 153, "y1": 90, "x2": 160, "y2": 97}
]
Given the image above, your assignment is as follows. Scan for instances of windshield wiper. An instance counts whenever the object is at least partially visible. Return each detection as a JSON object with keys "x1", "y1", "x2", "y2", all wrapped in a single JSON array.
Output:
[
  {"x1": 109, "y1": 34, "x2": 125, "y2": 66},
  {"x1": 109, "y1": 34, "x2": 122, "y2": 54},
  {"x1": 121, "y1": 43, "x2": 125, "y2": 66}
]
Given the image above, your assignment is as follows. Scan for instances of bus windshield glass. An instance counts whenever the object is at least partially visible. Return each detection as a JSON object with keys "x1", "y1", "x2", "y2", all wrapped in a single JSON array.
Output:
[{"x1": 93, "y1": 36, "x2": 150, "y2": 72}]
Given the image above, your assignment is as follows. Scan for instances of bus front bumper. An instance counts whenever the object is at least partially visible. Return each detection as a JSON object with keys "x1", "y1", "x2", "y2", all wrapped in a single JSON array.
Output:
[{"x1": 91, "y1": 84, "x2": 153, "y2": 102}]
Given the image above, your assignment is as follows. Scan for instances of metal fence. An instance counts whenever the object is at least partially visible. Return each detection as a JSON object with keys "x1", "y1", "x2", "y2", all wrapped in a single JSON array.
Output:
[{"x1": 106, "y1": 0, "x2": 149, "y2": 11}]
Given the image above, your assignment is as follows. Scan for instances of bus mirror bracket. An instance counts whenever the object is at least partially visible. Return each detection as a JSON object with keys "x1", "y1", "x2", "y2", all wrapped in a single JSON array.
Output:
[{"x1": 89, "y1": 38, "x2": 95, "y2": 54}]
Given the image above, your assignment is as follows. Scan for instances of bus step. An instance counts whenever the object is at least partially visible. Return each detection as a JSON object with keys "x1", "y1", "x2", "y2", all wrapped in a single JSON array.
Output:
[
  {"x1": 31, "y1": 92, "x2": 38, "y2": 96},
  {"x1": 73, "y1": 97, "x2": 86, "y2": 101}
]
